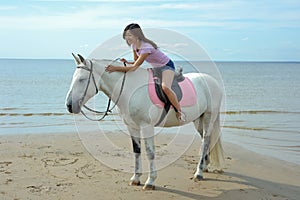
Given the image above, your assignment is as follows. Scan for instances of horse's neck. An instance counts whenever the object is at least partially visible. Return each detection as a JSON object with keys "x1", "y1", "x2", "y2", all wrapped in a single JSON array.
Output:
[
  {"x1": 101, "y1": 72, "x2": 125, "y2": 99},
  {"x1": 93, "y1": 60, "x2": 125, "y2": 100}
]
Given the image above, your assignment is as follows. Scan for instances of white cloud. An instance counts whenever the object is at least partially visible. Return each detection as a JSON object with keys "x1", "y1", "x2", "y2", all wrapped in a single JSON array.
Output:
[
  {"x1": 0, "y1": 1, "x2": 299, "y2": 31},
  {"x1": 35, "y1": 0, "x2": 190, "y2": 2},
  {"x1": 0, "y1": 5, "x2": 130, "y2": 30},
  {"x1": 158, "y1": 2, "x2": 229, "y2": 10},
  {"x1": 0, "y1": 5, "x2": 211, "y2": 30},
  {"x1": 0, "y1": 6, "x2": 17, "y2": 11}
]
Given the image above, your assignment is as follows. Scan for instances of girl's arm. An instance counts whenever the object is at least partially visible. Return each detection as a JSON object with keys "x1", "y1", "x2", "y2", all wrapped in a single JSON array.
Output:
[{"x1": 106, "y1": 53, "x2": 149, "y2": 73}]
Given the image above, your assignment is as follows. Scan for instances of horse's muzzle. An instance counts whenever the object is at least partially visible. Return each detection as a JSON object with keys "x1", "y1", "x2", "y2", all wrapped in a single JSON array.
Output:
[{"x1": 65, "y1": 98, "x2": 81, "y2": 114}]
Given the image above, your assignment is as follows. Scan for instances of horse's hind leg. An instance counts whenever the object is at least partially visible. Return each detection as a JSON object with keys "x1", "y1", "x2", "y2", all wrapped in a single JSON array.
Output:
[
  {"x1": 193, "y1": 112, "x2": 215, "y2": 181},
  {"x1": 193, "y1": 114, "x2": 210, "y2": 170},
  {"x1": 128, "y1": 127, "x2": 142, "y2": 186}
]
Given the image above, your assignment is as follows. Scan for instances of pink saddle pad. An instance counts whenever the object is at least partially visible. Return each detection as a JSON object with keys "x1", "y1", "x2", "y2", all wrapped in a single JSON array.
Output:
[{"x1": 147, "y1": 69, "x2": 197, "y2": 108}]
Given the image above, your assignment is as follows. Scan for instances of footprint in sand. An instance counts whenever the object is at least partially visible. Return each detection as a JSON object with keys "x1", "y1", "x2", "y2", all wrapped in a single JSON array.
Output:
[
  {"x1": 0, "y1": 161, "x2": 12, "y2": 175},
  {"x1": 40, "y1": 152, "x2": 80, "y2": 180},
  {"x1": 75, "y1": 163, "x2": 102, "y2": 179},
  {"x1": 41, "y1": 152, "x2": 78, "y2": 167},
  {"x1": 27, "y1": 182, "x2": 74, "y2": 194},
  {"x1": 26, "y1": 185, "x2": 51, "y2": 193}
]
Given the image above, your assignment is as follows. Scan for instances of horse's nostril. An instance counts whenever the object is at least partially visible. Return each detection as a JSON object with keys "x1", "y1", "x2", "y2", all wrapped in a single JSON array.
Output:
[{"x1": 67, "y1": 104, "x2": 73, "y2": 113}]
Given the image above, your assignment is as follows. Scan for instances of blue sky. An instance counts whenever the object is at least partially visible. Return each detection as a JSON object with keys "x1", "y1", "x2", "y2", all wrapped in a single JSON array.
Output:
[{"x1": 0, "y1": 0, "x2": 299, "y2": 61}]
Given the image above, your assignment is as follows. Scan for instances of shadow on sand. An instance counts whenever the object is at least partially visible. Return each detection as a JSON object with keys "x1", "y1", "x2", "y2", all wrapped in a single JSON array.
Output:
[{"x1": 153, "y1": 172, "x2": 299, "y2": 200}]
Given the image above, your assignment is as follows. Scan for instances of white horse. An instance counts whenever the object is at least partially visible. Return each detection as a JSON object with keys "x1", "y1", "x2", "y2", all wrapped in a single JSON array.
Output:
[{"x1": 65, "y1": 54, "x2": 224, "y2": 190}]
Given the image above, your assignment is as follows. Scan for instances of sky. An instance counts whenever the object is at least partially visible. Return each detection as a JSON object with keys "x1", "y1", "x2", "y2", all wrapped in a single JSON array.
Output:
[{"x1": 0, "y1": 0, "x2": 299, "y2": 61}]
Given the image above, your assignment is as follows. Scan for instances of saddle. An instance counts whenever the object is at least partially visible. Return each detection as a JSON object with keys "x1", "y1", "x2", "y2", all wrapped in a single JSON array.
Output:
[
  {"x1": 151, "y1": 67, "x2": 185, "y2": 107},
  {"x1": 148, "y1": 67, "x2": 196, "y2": 126}
]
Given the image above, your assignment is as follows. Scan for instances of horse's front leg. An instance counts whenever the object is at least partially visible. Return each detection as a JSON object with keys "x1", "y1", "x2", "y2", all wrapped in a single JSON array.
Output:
[
  {"x1": 128, "y1": 127, "x2": 142, "y2": 186},
  {"x1": 143, "y1": 126, "x2": 157, "y2": 190},
  {"x1": 130, "y1": 136, "x2": 142, "y2": 185}
]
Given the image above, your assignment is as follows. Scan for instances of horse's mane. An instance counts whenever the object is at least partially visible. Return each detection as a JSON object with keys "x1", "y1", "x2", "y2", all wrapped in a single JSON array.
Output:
[{"x1": 91, "y1": 58, "x2": 121, "y2": 66}]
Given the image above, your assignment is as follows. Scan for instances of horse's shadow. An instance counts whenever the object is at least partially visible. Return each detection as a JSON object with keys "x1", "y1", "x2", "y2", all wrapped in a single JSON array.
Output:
[
  {"x1": 155, "y1": 185, "x2": 204, "y2": 199},
  {"x1": 151, "y1": 172, "x2": 299, "y2": 200}
]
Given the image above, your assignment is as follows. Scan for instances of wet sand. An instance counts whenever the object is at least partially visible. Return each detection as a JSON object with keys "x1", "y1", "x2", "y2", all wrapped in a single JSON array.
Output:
[{"x1": 0, "y1": 132, "x2": 299, "y2": 200}]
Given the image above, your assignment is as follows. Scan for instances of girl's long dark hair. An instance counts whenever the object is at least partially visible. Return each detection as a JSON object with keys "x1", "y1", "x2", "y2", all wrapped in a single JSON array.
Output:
[{"x1": 123, "y1": 23, "x2": 158, "y2": 49}]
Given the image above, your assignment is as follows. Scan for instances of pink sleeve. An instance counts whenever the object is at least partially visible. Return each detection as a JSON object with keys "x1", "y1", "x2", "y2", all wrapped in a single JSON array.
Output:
[{"x1": 139, "y1": 43, "x2": 153, "y2": 54}]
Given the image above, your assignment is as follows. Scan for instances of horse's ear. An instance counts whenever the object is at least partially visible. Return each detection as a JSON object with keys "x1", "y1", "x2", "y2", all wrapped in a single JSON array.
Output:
[
  {"x1": 77, "y1": 54, "x2": 86, "y2": 65},
  {"x1": 72, "y1": 53, "x2": 80, "y2": 65}
]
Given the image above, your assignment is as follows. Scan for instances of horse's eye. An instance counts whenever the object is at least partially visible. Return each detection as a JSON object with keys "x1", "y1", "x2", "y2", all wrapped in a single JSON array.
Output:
[{"x1": 79, "y1": 78, "x2": 86, "y2": 83}]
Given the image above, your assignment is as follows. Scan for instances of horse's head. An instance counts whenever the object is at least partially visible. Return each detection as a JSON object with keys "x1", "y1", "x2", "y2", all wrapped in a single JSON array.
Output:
[{"x1": 65, "y1": 54, "x2": 100, "y2": 114}]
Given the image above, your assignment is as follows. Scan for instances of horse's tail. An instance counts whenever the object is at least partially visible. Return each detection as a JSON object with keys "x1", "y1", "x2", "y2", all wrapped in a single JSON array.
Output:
[{"x1": 209, "y1": 114, "x2": 224, "y2": 167}]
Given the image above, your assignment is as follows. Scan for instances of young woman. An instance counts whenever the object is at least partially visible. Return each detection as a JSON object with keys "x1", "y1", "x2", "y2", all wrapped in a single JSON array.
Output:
[{"x1": 105, "y1": 23, "x2": 185, "y2": 122}]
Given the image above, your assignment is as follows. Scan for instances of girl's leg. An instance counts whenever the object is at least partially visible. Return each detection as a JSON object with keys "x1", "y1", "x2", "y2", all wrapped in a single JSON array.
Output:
[{"x1": 161, "y1": 70, "x2": 185, "y2": 121}]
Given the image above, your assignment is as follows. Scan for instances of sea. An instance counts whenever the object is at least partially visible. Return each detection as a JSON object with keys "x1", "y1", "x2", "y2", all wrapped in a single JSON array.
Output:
[{"x1": 0, "y1": 59, "x2": 299, "y2": 165}]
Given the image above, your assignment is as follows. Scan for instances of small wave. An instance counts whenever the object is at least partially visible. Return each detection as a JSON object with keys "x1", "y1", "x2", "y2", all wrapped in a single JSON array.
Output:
[
  {"x1": 0, "y1": 108, "x2": 18, "y2": 111},
  {"x1": 222, "y1": 125, "x2": 267, "y2": 131},
  {"x1": 269, "y1": 145, "x2": 300, "y2": 152},
  {"x1": 0, "y1": 122, "x2": 26, "y2": 126},
  {"x1": 222, "y1": 110, "x2": 300, "y2": 115},
  {"x1": 0, "y1": 124, "x2": 73, "y2": 130},
  {"x1": 15, "y1": 123, "x2": 73, "y2": 128},
  {"x1": 223, "y1": 125, "x2": 300, "y2": 134},
  {"x1": 0, "y1": 113, "x2": 68, "y2": 117}
]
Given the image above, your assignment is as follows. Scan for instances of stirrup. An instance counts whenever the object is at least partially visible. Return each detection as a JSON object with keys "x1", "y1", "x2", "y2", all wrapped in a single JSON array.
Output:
[{"x1": 177, "y1": 111, "x2": 186, "y2": 122}]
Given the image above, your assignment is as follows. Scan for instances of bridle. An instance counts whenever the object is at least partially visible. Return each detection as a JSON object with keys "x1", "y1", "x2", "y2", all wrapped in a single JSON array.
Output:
[
  {"x1": 77, "y1": 59, "x2": 126, "y2": 121},
  {"x1": 77, "y1": 60, "x2": 99, "y2": 101}
]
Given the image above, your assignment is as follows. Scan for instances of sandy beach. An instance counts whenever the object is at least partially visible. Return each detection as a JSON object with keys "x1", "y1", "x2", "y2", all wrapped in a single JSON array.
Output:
[{"x1": 0, "y1": 131, "x2": 299, "y2": 200}]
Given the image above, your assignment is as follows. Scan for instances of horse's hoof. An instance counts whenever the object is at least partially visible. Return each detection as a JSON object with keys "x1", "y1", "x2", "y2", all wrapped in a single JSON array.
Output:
[
  {"x1": 143, "y1": 184, "x2": 155, "y2": 190},
  {"x1": 193, "y1": 175, "x2": 204, "y2": 182},
  {"x1": 129, "y1": 181, "x2": 140, "y2": 186}
]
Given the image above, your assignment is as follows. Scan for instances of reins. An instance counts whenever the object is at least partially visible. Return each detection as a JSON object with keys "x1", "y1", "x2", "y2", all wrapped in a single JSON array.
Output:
[{"x1": 79, "y1": 60, "x2": 127, "y2": 121}]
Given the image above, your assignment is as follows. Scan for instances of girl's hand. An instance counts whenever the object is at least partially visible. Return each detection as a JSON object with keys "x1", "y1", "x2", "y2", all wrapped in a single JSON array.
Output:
[
  {"x1": 105, "y1": 65, "x2": 116, "y2": 73},
  {"x1": 120, "y1": 58, "x2": 127, "y2": 63}
]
